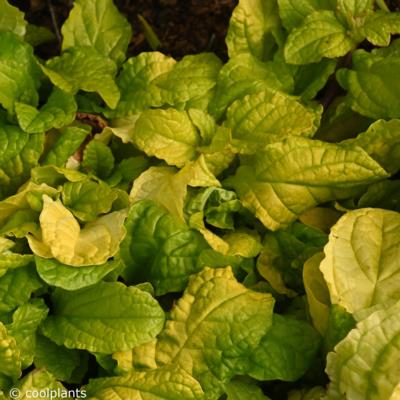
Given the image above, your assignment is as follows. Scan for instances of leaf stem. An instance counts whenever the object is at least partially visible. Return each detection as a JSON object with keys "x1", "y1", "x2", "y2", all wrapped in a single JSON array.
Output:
[
  {"x1": 376, "y1": 0, "x2": 390, "y2": 11},
  {"x1": 46, "y1": 0, "x2": 62, "y2": 44}
]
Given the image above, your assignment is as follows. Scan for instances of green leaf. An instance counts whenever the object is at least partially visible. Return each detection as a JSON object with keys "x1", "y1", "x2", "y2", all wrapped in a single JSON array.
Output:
[
  {"x1": 287, "y1": 386, "x2": 326, "y2": 400},
  {"x1": 115, "y1": 52, "x2": 221, "y2": 116},
  {"x1": 81, "y1": 140, "x2": 115, "y2": 179},
  {"x1": 323, "y1": 304, "x2": 355, "y2": 353},
  {"x1": 24, "y1": 24, "x2": 55, "y2": 47},
  {"x1": 185, "y1": 186, "x2": 241, "y2": 230},
  {"x1": 130, "y1": 166, "x2": 189, "y2": 222},
  {"x1": 131, "y1": 158, "x2": 218, "y2": 222},
  {"x1": 0, "y1": 31, "x2": 41, "y2": 114},
  {"x1": 85, "y1": 366, "x2": 204, "y2": 400},
  {"x1": 0, "y1": 266, "x2": 42, "y2": 313},
  {"x1": 120, "y1": 200, "x2": 209, "y2": 295},
  {"x1": 61, "y1": 0, "x2": 132, "y2": 65},
  {"x1": 320, "y1": 208, "x2": 400, "y2": 315},
  {"x1": 277, "y1": 0, "x2": 333, "y2": 31},
  {"x1": 336, "y1": 0, "x2": 374, "y2": 25},
  {"x1": 41, "y1": 125, "x2": 89, "y2": 167},
  {"x1": 15, "y1": 369, "x2": 66, "y2": 399},
  {"x1": 0, "y1": 322, "x2": 21, "y2": 379},
  {"x1": 115, "y1": 52, "x2": 176, "y2": 115},
  {"x1": 257, "y1": 223, "x2": 327, "y2": 295},
  {"x1": 132, "y1": 109, "x2": 201, "y2": 167},
  {"x1": 0, "y1": 0, "x2": 27, "y2": 37},
  {"x1": 225, "y1": 380, "x2": 271, "y2": 400},
  {"x1": 27, "y1": 196, "x2": 127, "y2": 266},
  {"x1": 343, "y1": 119, "x2": 400, "y2": 174},
  {"x1": 209, "y1": 54, "x2": 294, "y2": 120},
  {"x1": 15, "y1": 88, "x2": 77, "y2": 134},
  {"x1": 156, "y1": 267, "x2": 275, "y2": 398},
  {"x1": 226, "y1": 89, "x2": 322, "y2": 153},
  {"x1": 6, "y1": 299, "x2": 48, "y2": 368},
  {"x1": 358, "y1": 180, "x2": 400, "y2": 212},
  {"x1": 226, "y1": 0, "x2": 282, "y2": 60},
  {"x1": 303, "y1": 253, "x2": 330, "y2": 334},
  {"x1": 362, "y1": 11, "x2": 400, "y2": 47},
  {"x1": 62, "y1": 180, "x2": 118, "y2": 222},
  {"x1": 284, "y1": 11, "x2": 356, "y2": 65},
  {"x1": 41, "y1": 46, "x2": 119, "y2": 108},
  {"x1": 326, "y1": 302, "x2": 400, "y2": 400},
  {"x1": 41, "y1": 281, "x2": 165, "y2": 353},
  {"x1": 0, "y1": 182, "x2": 57, "y2": 227},
  {"x1": 337, "y1": 50, "x2": 400, "y2": 119},
  {"x1": 30, "y1": 165, "x2": 88, "y2": 187},
  {"x1": 150, "y1": 53, "x2": 222, "y2": 111},
  {"x1": 225, "y1": 137, "x2": 387, "y2": 230},
  {"x1": 248, "y1": 314, "x2": 320, "y2": 381},
  {"x1": 35, "y1": 257, "x2": 120, "y2": 291},
  {"x1": 0, "y1": 125, "x2": 44, "y2": 200},
  {"x1": 34, "y1": 335, "x2": 85, "y2": 382},
  {"x1": 292, "y1": 59, "x2": 337, "y2": 100}
]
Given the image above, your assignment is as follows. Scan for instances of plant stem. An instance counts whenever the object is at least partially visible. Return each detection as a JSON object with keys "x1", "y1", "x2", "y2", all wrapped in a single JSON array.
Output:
[
  {"x1": 46, "y1": 0, "x2": 62, "y2": 44},
  {"x1": 376, "y1": 0, "x2": 390, "y2": 11}
]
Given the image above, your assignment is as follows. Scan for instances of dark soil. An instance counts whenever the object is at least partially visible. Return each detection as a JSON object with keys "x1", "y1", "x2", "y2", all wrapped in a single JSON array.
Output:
[{"x1": 10, "y1": 0, "x2": 238, "y2": 61}]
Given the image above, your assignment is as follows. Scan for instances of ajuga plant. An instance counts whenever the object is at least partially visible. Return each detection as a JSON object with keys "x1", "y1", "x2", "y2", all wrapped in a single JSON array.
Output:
[{"x1": 0, "y1": 0, "x2": 400, "y2": 399}]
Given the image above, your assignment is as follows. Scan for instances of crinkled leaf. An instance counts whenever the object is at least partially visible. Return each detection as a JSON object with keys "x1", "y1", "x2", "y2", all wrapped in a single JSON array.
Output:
[
  {"x1": 132, "y1": 109, "x2": 201, "y2": 167},
  {"x1": 41, "y1": 125, "x2": 89, "y2": 167},
  {"x1": 62, "y1": 180, "x2": 117, "y2": 222},
  {"x1": 156, "y1": 267, "x2": 275, "y2": 398},
  {"x1": 115, "y1": 52, "x2": 176, "y2": 115},
  {"x1": 85, "y1": 366, "x2": 204, "y2": 400},
  {"x1": 225, "y1": 137, "x2": 387, "y2": 230},
  {"x1": 343, "y1": 119, "x2": 400, "y2": 174},
  {"x1": 0, "y1": 31, "x2": 41, "y2": 114},
  {"x1": 277, "y1": 0, "x2": 333, "y2": 31},
  {"x1": 326, "y1": 302, "x2": 400, "y2": 400},
  {"x1": 209, "y1": 54, "x2": 294, "y2": 120},
  {"x1": 226, "y1": 89, "x2": 322, "y2": 153},
  {"x1": 41, "y1": 281, "x2": 165, "y2": 353},
  {"x1": 82, "y1": 140, "x2": 115, "y2": 179},
  {"x1": 34, "y1": 335, "x2": 86, "y2": 383},
  {"x1": 120, "y1": 200, "x2": 209, "y2": 295},
  {"x1": 0, "y1": 266, "x2": 42, "y2": 313},
  {"x1": 41, "y1": 46, "x2": 119, "y2": 108},
  {"x1": 248, "y1": 314, "x2": 321, "y2": 381},
  {"x1": 284, "y1": 11, "x2": 356, "y2": 65},
  {"x1": 15, "y1": 88, "x2": 77, "y2": 134},
  {"x1": 61, "y1": 0, "x2": 132, "y2": 65},
  {"x1": 6, "y1": 299, "x2": 48, "y2": 368},
  {"x1": 115, "y1": 52, "x2": 221, "y2": 116},
  {"x1": 15, "y1": 369, "x2": 66, "y2": 399},
  {"x1": 0, "y1": 124, "x2": 44, "y2": 200},
  {"x1": 226, "y1": 0, "x2": 282, "y2": 60},
  {"x1": 320, "y1": 208, "x2": 400, "y2": 314},
  {"x1": 362, "y1": 11, "x2": 400, "y2": 47},
  {"x1": 28, "y1": 196, "x2": 127, "y2": 266},
  {"x1": 35, "y1": 257, "x2": 120, "y2": 291},
  {"x1": 0, "y1": 322, "x2": 21, "y2": 379}
]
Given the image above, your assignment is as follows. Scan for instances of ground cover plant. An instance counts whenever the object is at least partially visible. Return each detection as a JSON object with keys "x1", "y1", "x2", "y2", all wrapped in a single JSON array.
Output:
[{"x1": 0, "y1": 0, "x2": 400, "y2": 398}]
